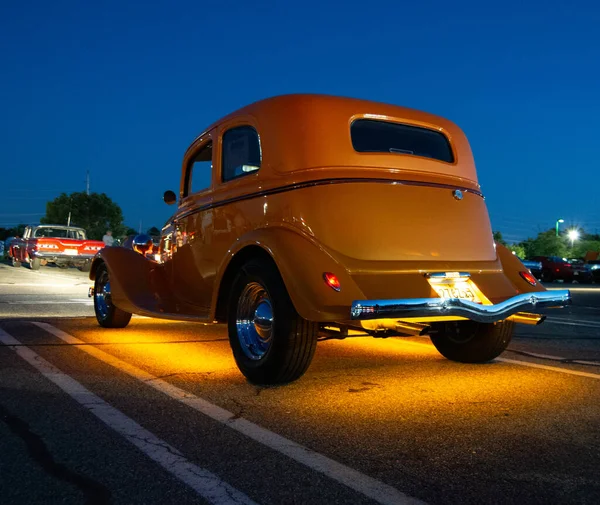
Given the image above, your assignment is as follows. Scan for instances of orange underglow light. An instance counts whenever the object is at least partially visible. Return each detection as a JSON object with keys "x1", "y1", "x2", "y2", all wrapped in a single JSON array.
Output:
[
  {"x1": 519, "y1": 271, "x2": 537, "y2": 286},
  {"x1": 323, "y1": 272, "x2": 341, "y2": 291}
]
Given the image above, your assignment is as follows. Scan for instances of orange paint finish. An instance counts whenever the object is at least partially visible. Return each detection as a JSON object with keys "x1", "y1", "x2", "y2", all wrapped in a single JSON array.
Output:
[{"x1": 94, "y1": 94, "x2": 547, "y2": 324}]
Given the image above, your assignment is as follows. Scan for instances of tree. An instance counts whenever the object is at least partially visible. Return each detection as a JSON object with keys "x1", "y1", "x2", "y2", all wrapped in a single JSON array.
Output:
[
  {"x1": 41, "y1": 192, "x2": 125, "y2": 241},
  {"x1": 508, "y1": 244, "x2": 526, "y2": 259},
  {"x1": 520, "y1": 229, "x2": 568, "y2": 258},
  {"x1": 147, "y1": 226, "x2": 161, "y2": 237},
  {"x1": 493, "y1": 231, "x2": 507, "y2": 246}
]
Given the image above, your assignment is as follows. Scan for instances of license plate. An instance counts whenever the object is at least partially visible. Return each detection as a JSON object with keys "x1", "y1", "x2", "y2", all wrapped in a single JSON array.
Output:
[
  {"x1": 64, "y1": 249, "x2": 78, "y2": 255},
  {"x1": 427, "y1": 276, "x2": 483, "y2": 304}
]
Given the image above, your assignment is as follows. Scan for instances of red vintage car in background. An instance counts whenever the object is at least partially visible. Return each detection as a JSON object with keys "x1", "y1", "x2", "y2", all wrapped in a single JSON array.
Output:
[{"x1": 9, "y1": 224, "x2": 106, "y2": 271}]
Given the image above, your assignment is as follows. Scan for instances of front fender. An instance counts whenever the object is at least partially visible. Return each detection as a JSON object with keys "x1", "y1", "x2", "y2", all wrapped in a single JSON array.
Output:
[
  {"x1": 89, "y1": 247, "x2": 171, "y2": 317},
  {"x1": 214, "y1": 227, "x2": 366, "y2": 322}
]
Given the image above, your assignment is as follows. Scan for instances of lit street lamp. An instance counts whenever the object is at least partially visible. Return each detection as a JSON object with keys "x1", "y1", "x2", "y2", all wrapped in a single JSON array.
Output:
[
  {"x1": 555, "y1": 218, "x2": 564, "y2": 237},
  {"x1": 567, "y1": 229, "x2": 579, "y2": 249}
]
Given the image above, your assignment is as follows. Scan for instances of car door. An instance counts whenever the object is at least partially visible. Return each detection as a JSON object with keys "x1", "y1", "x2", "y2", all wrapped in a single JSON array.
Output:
[{"x1": 169, "y1": 131, "x2": 216, "y2": 314}]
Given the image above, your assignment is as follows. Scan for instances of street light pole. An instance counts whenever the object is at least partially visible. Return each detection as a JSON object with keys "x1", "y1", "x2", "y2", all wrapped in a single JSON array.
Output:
[{"x1": 555, "y1": 218, "x2": 564, "y2": 237}]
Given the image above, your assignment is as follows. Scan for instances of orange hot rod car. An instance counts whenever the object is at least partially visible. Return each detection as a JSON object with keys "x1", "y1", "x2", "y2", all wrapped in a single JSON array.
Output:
[{"x1": 89, "y1": 94, "x2": 571, "y2": 384}]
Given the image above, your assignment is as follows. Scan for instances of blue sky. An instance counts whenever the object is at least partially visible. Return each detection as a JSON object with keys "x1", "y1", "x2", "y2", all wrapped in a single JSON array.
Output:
[{"x1": 1, "y1": 0, "x2": 599, "y2": 242}]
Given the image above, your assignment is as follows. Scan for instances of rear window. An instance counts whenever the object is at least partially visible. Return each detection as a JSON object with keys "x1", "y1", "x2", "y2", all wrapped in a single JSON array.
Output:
[{"x1": 351, "y1": 119, "x2": 454, "y2": 163}]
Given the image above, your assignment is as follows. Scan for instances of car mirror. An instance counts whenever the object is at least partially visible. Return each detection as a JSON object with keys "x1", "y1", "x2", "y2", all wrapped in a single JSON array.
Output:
[{"x1": 163, "y1": 190, "x2": 177, "y2": 205}]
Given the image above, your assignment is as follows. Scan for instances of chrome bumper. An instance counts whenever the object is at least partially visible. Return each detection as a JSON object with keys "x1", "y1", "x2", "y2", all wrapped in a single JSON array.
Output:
[{"x1": 350, "y1": 290, "x2": 572, "y2": 324}]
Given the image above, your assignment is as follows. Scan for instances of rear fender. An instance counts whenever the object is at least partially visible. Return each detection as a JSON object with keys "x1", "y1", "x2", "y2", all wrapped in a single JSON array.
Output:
[
  {"x1": 213, "y1": 227, "x2": 366, "y2": 322},
  {"x1": 495, "y1": 243, "x2": 545, "y2": 294}
]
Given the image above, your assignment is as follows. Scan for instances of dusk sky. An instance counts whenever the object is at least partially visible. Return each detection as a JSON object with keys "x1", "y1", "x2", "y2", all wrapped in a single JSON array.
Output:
[{"x1": 1, "y1": 0, "x2": 599, "y2": 243}]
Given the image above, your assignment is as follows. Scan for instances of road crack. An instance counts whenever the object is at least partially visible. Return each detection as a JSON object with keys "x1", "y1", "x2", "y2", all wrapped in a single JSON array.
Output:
[{"x1": 0, "y1": 402, "x2": 112, "y2": 504}]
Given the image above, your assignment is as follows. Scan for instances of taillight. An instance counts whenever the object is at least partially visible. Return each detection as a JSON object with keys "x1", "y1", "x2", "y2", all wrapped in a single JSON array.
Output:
[
  {"x1": 323, "y1": 272, "x2": 341, "y2": 291},
  {"x1": 519, "y1": 271, "x2": 537, "y2": 286}
]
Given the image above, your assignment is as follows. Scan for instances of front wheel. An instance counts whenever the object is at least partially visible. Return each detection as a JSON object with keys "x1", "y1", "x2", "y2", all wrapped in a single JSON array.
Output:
[
  {"x1": 227, "y1": 258, "x2": 318, "y2": 385},
  {"x1": 93, "y1": 262, "x2": 132, "y2": 328},
  {"x1": 430, "y1": 320, "x2": 514, "y2": 363}
]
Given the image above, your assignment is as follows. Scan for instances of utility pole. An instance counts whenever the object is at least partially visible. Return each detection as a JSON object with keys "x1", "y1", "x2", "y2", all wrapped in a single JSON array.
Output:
[{"x1": 86, "y1": 170, "x2": 90, "y2": 195}]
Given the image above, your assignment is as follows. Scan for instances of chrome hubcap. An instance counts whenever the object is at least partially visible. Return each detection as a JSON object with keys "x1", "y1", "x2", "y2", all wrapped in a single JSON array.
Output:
[
  {"x1": 236, "y1": 282, "x2": 274, "y2": 360},
  {"x1": 95, "y1": 270, "x2": 112, "y2": 319}
]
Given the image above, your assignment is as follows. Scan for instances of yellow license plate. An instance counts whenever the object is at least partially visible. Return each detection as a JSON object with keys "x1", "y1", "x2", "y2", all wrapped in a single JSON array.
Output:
[{"x1": 427, "y1": 277, "x2": 483, "y2": 304}]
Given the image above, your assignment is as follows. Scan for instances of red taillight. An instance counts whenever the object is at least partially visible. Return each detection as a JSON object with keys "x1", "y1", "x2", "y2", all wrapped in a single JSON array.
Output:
[
  {"x1": 564, "y1": 263, "x2": 571, "y2": 267},
  {"x1": 519, "y1": 271, "x2": 537, "y2": 286},
  {"x1": 323, "y1": 272, "x2": 341, "y2": 291}
]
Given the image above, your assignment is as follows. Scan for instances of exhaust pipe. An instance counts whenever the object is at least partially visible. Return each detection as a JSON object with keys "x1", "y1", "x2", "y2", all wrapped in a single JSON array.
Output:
[
  {"x1": 507, "y1": 312, "x2": 546, "y2": 325},
  {"x1": 394, "y1": 321, "x2": 431, "y2": 336}
]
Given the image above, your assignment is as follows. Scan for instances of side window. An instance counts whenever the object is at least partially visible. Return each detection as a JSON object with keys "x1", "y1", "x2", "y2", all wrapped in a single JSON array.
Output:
[
  {"x1": 222, "y1": 126, "x2": 261, "y2": 182},
  {"x1": 187, "y1": 142, "x2": 213, "y2": 196}
]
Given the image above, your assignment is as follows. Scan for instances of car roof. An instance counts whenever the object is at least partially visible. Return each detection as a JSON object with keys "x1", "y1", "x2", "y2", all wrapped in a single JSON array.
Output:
[{"x1": 183, "y1": 93, "x2": 479, "y2": 184}]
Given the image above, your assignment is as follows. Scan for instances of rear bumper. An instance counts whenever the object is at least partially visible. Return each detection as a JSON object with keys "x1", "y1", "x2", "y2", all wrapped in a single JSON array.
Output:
[
  {"x1": 350, "y1": 290, "x2": 572, "y2": 324},
  {"x1": 32, "y1": 252, "x2": 96, "y2": 262}
]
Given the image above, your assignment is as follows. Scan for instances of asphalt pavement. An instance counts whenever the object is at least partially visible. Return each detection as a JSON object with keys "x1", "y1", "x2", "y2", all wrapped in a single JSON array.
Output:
[{"x1": 0, "y1": 260, "x2": 599, "y2": 505}]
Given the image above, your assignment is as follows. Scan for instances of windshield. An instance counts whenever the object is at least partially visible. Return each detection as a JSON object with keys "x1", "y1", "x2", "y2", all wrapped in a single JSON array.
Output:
[{"x1": 33, "y1": 227, "x2": 86, "y2": 239}]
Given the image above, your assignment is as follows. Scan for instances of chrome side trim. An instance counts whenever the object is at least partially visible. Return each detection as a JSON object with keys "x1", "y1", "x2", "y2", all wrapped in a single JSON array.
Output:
[
  {"x1": 350, "y1": 290, "x2": 571, "y2": 324},
  {"x1": 174, "y1": 178, "x2": 484, "y2": 221}
]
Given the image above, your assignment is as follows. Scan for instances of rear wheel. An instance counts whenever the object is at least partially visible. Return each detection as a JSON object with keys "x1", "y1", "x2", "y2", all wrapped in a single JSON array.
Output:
[
  {"x1": 30, "y1": 258, "x2": 41, "y2": 270},
  {"x1": 227, "y1": 258, "x2": 318, "y2": 385},
  {"x1": 12, "y1": 257, "x2": 21, "y2": 268},
  {"x1": 93, "y1": 262, "x2": 132, "y2": 328},
  {"x1": 430, "y1": 320, "x2": 514, "y2": 363},
  {"x1": 541, "y1": 269, "x2": 553, "y2": 283}
]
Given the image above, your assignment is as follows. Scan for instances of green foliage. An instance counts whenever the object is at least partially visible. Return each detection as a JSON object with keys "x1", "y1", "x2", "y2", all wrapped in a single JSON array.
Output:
[
  {"x1": 496, "y1": 227, "x2": 600, "y2": 259},
  {"x1": 508, "y1": 244, "x2": 526, "y2": 259},
  {"x1": 147, "y1": 226, "x2": 161, "y2": 236},
  {"x1": 41, "y1": 192, "x2": 125, "y2": 241},
  {"x1": 572, "y1": 240, "x2": 600, "y2": 259},
  {"x1": 493, "y1": 231, "x2": 507, "y2": 246},
  {"x1": 520, "y1": 229, "x2": 568, "y2": 258},
  {"x1": 0, "y1": 225, "x2": 27, "y2": 240}
]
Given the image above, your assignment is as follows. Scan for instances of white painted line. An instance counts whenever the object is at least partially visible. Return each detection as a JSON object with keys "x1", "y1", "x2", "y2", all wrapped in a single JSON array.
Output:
[
  {"x1": 35, "y1": 322, "x2": 424, "y2": 505},
  {"x1": 546, "y1": 287, "x2": 600, "y2": 292},
  {"x1": 0, "y1": 327, "x2": 258, "y2": 505},
  {"x1": 0, "y1": 283, "x2": 86, "y2": 287},
  {"x1": 497, "y1": 358, "x2": 600, "y2": 380},
  {"x1": 545, "y1": 317, "x2": 600, "y2": 328},
  {"x1": 5, "y1": 301, "x2": 92, "y2": 305},
  {"x1": 396, "y1": 338, "x2": 600, "y2": 380}
]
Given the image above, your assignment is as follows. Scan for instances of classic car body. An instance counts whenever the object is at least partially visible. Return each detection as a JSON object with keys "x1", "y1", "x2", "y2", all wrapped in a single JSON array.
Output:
[
  {"x1": 11, "y1": 224, "x2": 105, "y2": 271},
  {"x1": 89, "y1": 94, "x2": 571, "y2": 384}
]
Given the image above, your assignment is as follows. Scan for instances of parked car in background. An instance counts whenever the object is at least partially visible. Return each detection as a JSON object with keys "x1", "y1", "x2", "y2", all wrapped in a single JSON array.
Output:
[
  {"x1": 532, "y1": 256, "x2": 592, "y2": 283},
  {"x1": 4, "y1": 237, "x2": 17, "y2": 258},
  {"x1": 520, "y1": 259, "x2": 542, "y2": 280},
  {"x1": 10, "y1": 224, "x2": 106, "y2": 271},
  {"x1": 583, "y1": 259, "x2": 600, "y2": 283},
  {"x1": 566, "y1": 258, "x2": 594, "y2": 283},
  {"x1": 88, "y1": 93, "x2": 571, "y2": 384}
]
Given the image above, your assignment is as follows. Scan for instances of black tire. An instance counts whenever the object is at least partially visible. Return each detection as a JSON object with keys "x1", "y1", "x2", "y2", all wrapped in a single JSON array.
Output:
[
  {"x1": 12, "y1": 257, "x2": 21, "y2": 268},
  {"x1": 430, "y1": 320, "x2": 514, "y2": 363},
  {"x1": 30, "y1": 258, "x2": 41, "y2": 270},
  {"x1": 93, "y1": 262, "x2": 132, "y2": 328},
  {"x1": 541, "y1": 269, "x2": 553, "y2": 283},
  {"x1": 79, "y1": 262, "x2": 91, "y2": 273},
  {"x1": 227, "y1": 258, "x2": 318, "y2": 385}
]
